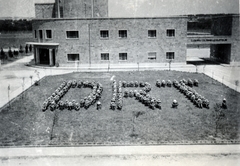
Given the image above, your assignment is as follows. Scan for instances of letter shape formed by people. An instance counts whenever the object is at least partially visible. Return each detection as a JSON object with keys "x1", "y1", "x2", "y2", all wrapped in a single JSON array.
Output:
[{"x1": 41, "y1": 80, "x2": 103, "y2": 112}]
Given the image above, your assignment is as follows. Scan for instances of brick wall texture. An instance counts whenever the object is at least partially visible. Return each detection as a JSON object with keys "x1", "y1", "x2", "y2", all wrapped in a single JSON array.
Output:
[
  {"x1": 32, "y1": 17, "x2": 188, "y2": 66},
  {"x1": 35, "y1": 4, "x2": 56, "y2": 19}
]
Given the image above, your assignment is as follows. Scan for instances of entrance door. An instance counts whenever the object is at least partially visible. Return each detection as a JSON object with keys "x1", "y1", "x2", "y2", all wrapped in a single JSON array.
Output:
[{"x1": 39, "y1": 48, "x2": 49, "y2": 65}]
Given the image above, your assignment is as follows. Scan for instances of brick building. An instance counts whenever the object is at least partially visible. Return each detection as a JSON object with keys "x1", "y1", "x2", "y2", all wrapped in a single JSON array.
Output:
[{"x1": 29, "y1": 0, "x2": 239, "y2": 67}]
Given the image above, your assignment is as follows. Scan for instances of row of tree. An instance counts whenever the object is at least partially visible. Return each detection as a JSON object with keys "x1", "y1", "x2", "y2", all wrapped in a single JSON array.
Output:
[{"x1": 0, "y1": 19, "x2": 32, "y2": 32}]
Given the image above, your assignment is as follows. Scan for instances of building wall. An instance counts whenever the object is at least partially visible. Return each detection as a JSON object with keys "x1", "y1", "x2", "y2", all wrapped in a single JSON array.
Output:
[
  {"x1": 93, "y1": 0, "x2": 108, "y2": 17},
  {"x1": 35, "y1": 3, "x2": 56, "y2": 19},
  {"x1": 211, "y1": 15, "x2": 232, "y2": 36},
  {"x1": 55, "y1": 0, "x2": 108, "y2": 18},
  {"x1": 210, "y1": 15, "x2": 239, "y2": 64},
  {"x1": 230, "y1": 15, "x2": 240, "y2": 63},
  {"x1": 32, "y1": 17, "x2": 187, "y2": 66}
]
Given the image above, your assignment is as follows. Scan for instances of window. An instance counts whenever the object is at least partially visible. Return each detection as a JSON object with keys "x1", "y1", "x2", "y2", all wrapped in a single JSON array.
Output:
[
  {"x1": 39, "y1": 30, "x2": 43, "y2": 39},
  {"x1": 60, "y1": 6, "x2": 64, "y2": 18},
  {"x1": 101, "y1": 53, "x2": 109, "y2": 60},
  {"x1": 34, "y1": 30, "x2": 37, "y2": 38},
  {"x1": 100, "y1": 30, "x2": 109, "y2": 38},
  {"x1": 46, "y1": 30, "x2": 52, "y2": 39},
  {"x1": 167, "y1": 29, "x2": 175, "y2": 37},
  {"x1": 148, "y1": 52, "x2": 157, "y2": 60},
  {"x1": 119, "y1": 53, "x2": 127, "y2": 60},
  {"x1": 148, "y1": 30, "x2": 156, "y2": 38},
  {"x1": 66, "y1": 31, "x2": 79, "y2": 39},
  {"x1": 166, "y1": 52, "x2": 175, "y2": 60},
  {"x1": 119, "y1": 30, "x2": 127, "y2": 38},
  {"x1": 67, "y1": 54, "x2": 79, "y2": 61}
]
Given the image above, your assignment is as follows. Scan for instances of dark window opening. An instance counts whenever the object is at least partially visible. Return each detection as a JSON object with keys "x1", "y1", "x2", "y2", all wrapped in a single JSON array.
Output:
[
  {"x1": 148, "y1": 30, "x2": 157, "y2": 38},
  {"x1": 67, "y1": 54, "x2": 80, "y2": 61},
  {"x1": 119, "y1": 53, "x2": 127, "y2": 60},
  {"x1": 119, "y1": 30, "x2": 127, "y2": 38},
  {"x1": 166, "y1": 52, "x2": 175, "y2": 59},
  {"x1": 100, "y1": 30, "x2": 109, "y2": 38},
  {"x1": 101, "y1": 53, "x2": 109, "y2": 60},
  {"x1": 39, "y1": 30, "x2": 43, "y2": 39},
  {"x1": 167, "y1": 29, "x2": 175, "y2": 37},
  {"x1": 34, "y1": 30, "x2": 37, "y2": 38},
  {"x1": 46, "y1": 30, "x2": 52, "y2": 39},
  {"x1": 66, "y1": 31, "x2": 79, "y2": 39}
]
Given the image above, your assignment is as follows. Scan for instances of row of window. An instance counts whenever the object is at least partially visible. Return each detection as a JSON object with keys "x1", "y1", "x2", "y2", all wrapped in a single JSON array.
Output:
[
  {"x1": 35, "y1": 30, "x2": 52, "y2": 39},
  {"x1": 67, "y1": 52, "x2": 175, "y2": 62},
  {"x1": 35, "y1": 29, "x2": 175, "y2": 39}
]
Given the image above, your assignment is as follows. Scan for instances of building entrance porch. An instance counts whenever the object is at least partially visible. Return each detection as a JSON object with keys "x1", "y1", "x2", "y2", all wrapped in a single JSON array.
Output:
[{"x1": 27, "y1": 42, "x2": 59, "y2": 67}]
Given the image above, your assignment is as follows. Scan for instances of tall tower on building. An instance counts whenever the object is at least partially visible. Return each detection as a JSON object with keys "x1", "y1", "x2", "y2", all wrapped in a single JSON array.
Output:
[{"x1": 56, "y1": 0, "x2": 108, "y2": 18}]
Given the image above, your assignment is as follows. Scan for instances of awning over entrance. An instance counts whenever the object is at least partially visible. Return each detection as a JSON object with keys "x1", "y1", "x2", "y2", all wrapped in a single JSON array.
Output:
[
  {"x1": 26, "y1": 42, "x2": 59, "y2": 67},
  {"x1": 26, "y1": 42, "x2": 59, "y2": 46}
]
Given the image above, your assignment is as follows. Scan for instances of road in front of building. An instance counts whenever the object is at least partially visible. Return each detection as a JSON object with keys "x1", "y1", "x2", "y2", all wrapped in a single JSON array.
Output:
[{"x1": 0, "y1": 145, "x2": 240, "y2": 166}]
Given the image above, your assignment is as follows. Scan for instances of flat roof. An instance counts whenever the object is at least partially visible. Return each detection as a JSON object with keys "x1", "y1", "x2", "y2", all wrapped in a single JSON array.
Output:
[
  {"x1": 35, "y1": 3, "x2": 55, "y2": 5},
  {"x1": 33, "y1": 16, "x2": 188, "y2": 21}
]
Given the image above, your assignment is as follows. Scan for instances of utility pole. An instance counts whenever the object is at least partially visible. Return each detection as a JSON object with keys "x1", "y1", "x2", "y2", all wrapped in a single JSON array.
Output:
[
  {"x1": 88, "y1": 23, "x2": 91, "y2": 67},
  {"x1": 8, "y1": 85, "x2": 10, "y2": 108},
  {"x1": 22, "y1": 77, "x2": 25, "y2": 99}
]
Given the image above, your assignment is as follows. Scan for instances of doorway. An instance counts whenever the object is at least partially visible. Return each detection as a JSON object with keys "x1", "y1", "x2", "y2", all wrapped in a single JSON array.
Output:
[{"x1": 39, "y1": 48, "x2": 49, "y2": 65}]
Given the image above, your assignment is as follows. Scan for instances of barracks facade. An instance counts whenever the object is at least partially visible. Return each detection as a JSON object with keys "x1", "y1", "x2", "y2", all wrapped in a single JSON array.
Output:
[{"x1": 29, "y1": 0, "x2": 239, "y2": 67}]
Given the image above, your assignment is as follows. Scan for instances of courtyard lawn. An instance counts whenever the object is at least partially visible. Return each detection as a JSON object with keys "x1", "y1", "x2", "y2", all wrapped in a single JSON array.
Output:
[{"x1": 0, "y1": 70, "x2": 239, "y2": 146}]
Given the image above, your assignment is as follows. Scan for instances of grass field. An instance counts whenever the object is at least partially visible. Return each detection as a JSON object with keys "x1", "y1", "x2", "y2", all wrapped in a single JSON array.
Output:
[{"x1": 0, "y1": 71, "x2": 239, "y2": 146}]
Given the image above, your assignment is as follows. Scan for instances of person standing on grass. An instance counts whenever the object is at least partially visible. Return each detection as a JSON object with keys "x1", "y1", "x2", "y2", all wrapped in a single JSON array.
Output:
[{"x1": 25, "y1": 44, "x2": 28, "y2": 54}]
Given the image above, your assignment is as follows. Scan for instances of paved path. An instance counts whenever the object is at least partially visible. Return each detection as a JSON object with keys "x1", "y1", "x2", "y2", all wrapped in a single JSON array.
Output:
[
  {"x1": 0, "y1": 145, "x2": 240, "y2": 166},
  {"x1": 0, "y1": 55, "x2": 72, "y2": 108}
]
